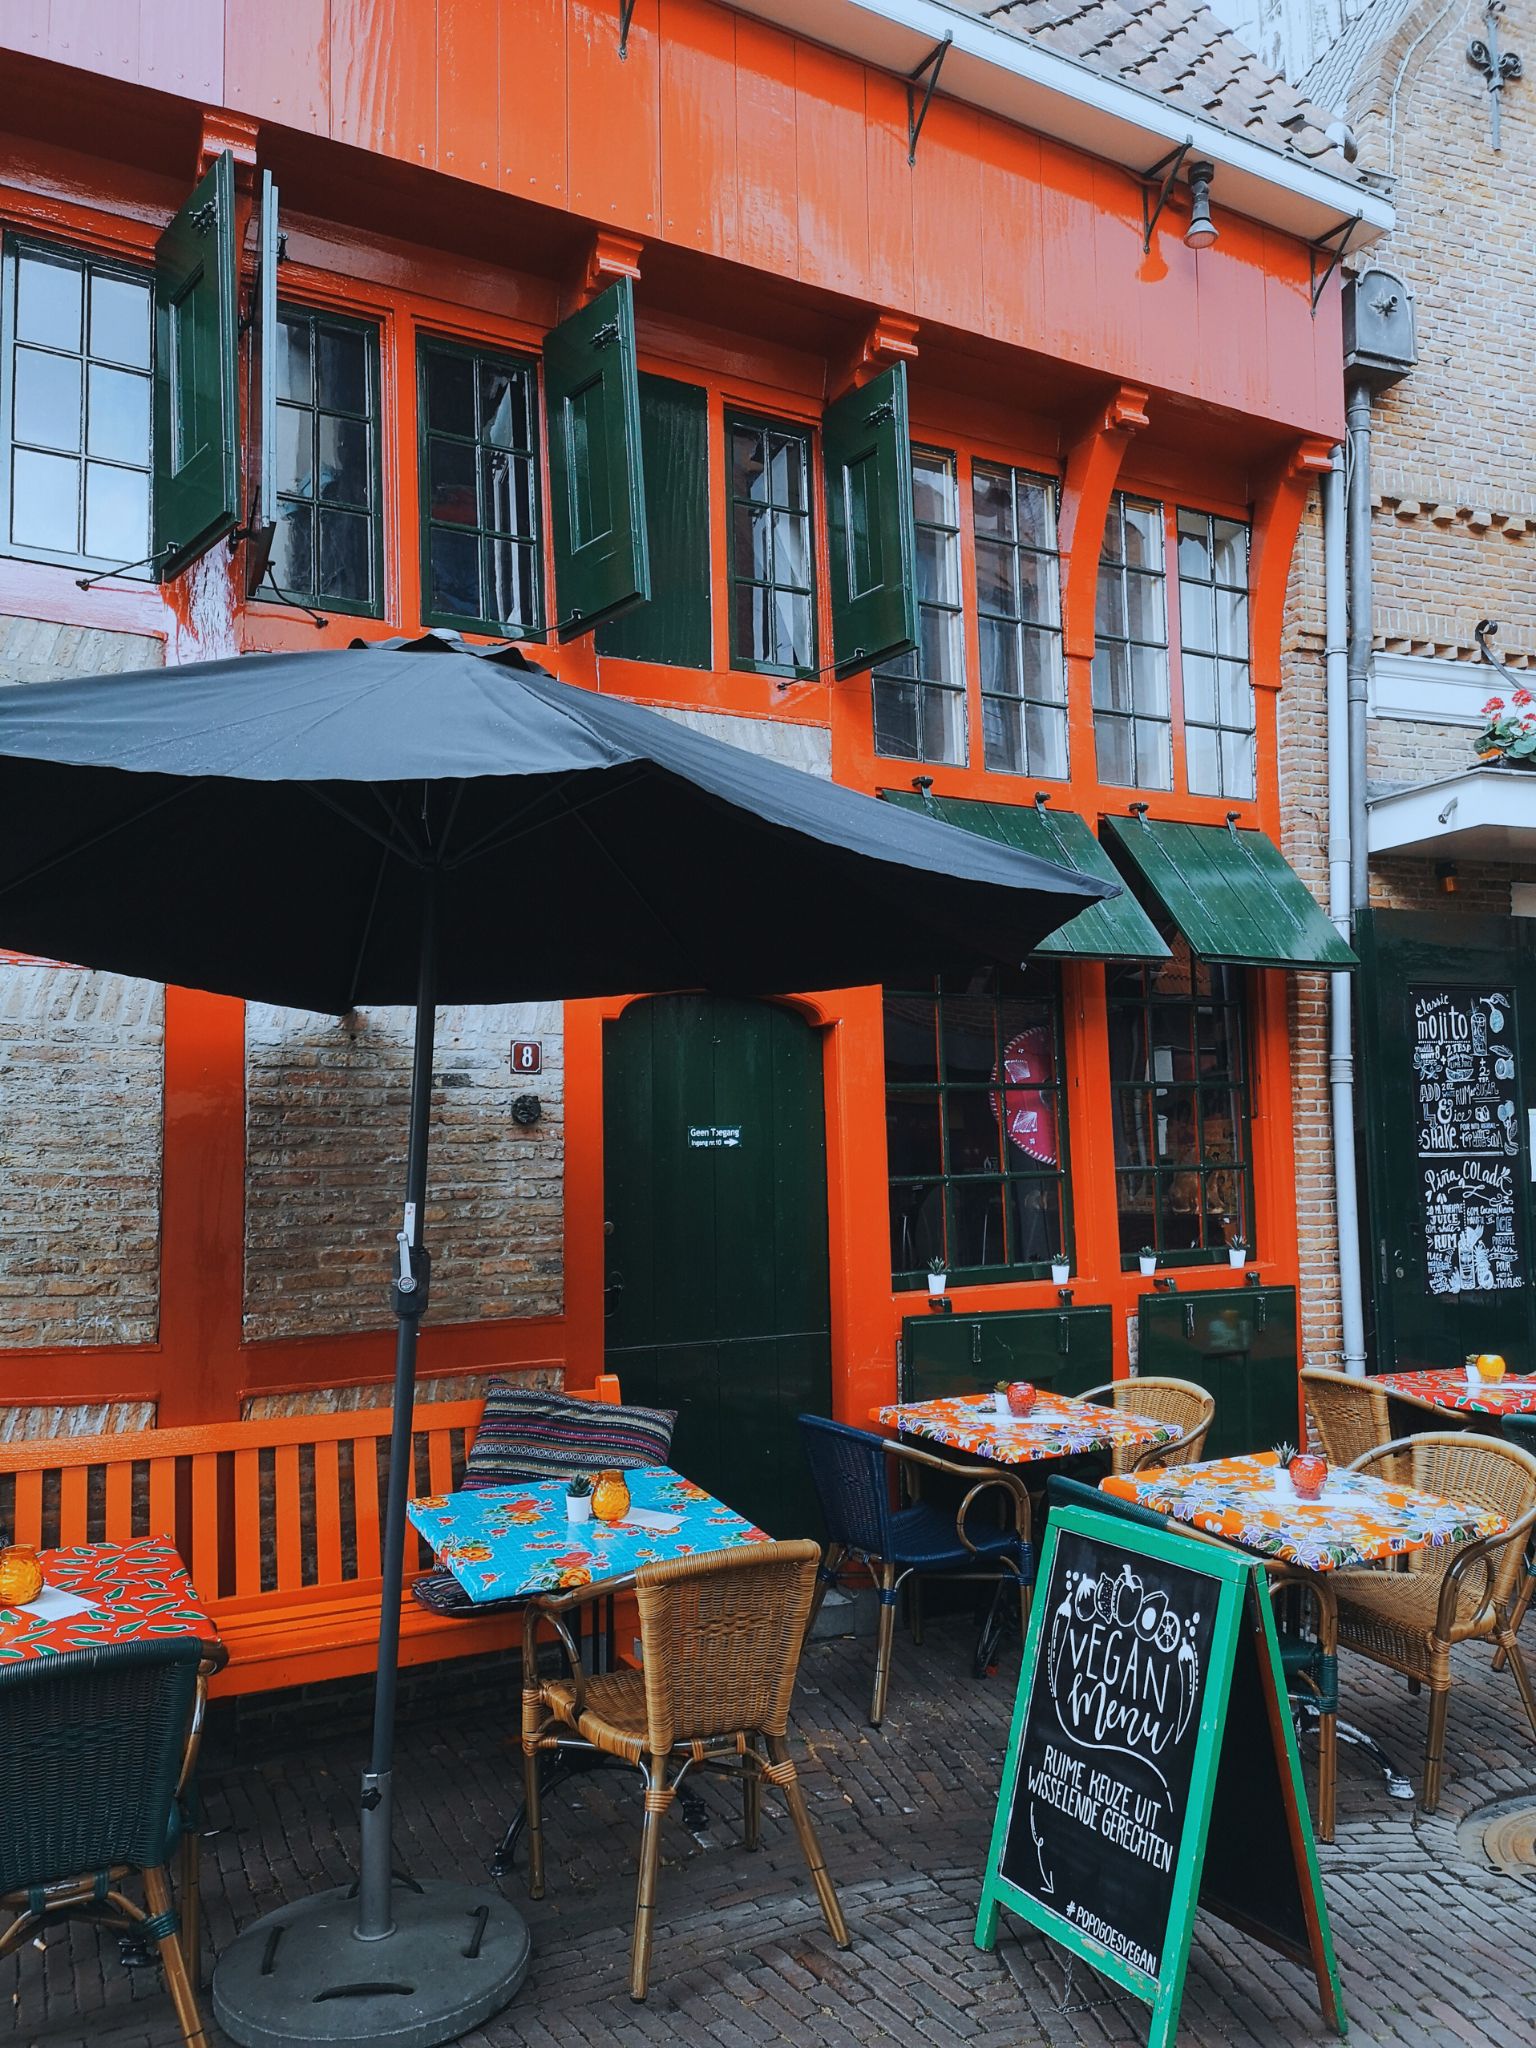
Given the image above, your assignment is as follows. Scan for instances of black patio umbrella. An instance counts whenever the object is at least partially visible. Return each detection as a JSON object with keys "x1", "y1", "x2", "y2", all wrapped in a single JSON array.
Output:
[{"x1": 0, "y1": 633, "x2": 1113, "y2": 2046}]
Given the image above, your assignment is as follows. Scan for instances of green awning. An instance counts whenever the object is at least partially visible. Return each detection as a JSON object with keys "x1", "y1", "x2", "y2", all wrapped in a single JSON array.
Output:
[
  {"x1": 1100, "y1": 814, "x2": 1358, "y2": 970},
  {"x1": 882, "y1": 793, "x2": 1170, "y2": 960}
]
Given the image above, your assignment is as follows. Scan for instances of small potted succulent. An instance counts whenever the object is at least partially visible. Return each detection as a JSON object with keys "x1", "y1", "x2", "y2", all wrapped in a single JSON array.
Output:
[
  {"x1": 1050, "y1": 1257, "x2": 1071, "y2": 1286},
  {"x1": 1289, "y1": 1450, "x2": 1329, "y2": 1501},
  {"x1": 565, "y1": 1474, "x2": 593, "y2": 1524},
  {"x1": 992, "y1": 1380, "x2": 1013, "y2": 1417},
  {"x1": 1138, "y1": 1245, "x2": 1158, "y2": 1278},
  {"x1": 1227, "y1": 1237, "x2": 1248, "y2": 1270},
  {"x1": 1270, "y1": 1441, "x2": 1297, "y2": 1495},
  {"x1": 927, "y1": 1255, "x2": 948, "y2": 1298}
]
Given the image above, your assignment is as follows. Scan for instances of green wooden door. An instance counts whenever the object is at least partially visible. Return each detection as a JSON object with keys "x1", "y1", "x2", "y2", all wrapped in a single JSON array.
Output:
[
  {"x1": 603, "y1": 995, "x2": 831, "y2": 1538},
  {"x1": 1357, "y1": 910, "x2": 1536, "y2": 1372},
  {"x1": 901, "y1": 1306, "x2": 1110, "y2": 1404},
  {"x1": 1138, "y1": 1286, "x2": 1299, "y2": 1457}
]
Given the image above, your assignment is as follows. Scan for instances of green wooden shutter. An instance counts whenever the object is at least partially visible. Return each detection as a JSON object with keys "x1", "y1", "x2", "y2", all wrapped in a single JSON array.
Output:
[
  {"x1": 821, "y1": 362, "x2": 917, "y2": 678},
  {"x1": 595, "y1": 374, "x2": 710, "y2": 667},
  {"x1": 543, "y1": 277, "x2": 650, "y2": 641},
  {"x1": 153, "y1": 149, "x2": 241, "y2": 577}
]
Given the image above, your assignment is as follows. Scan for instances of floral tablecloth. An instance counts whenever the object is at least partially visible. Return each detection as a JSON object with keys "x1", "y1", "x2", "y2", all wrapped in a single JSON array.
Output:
[
  {"x1": 407, "y1": 1466, "x2": 769, "y2": 1602},
  {"x1": 874, "y1": 1389, "x2": 1182, "y2": 1467},
  {"x1": 0, "y1": 1538, "x2": 218, "y2": 1662},
  {"x1": 1376, "y1": 1369, "x2": 1536, "y2": 1418},
  {"x1": 1103, "y1": 1451, "x2": 1509, "y2": 1571}
]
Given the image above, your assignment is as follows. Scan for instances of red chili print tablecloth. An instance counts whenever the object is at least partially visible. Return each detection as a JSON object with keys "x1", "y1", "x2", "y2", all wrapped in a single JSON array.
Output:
[
  {"x1": 0, "y1": 1538, "x2": 218, "y2": 1662},
  {"x1": 874, "y1": 1389, "x2": 1181, "y2": 1466},
  {"x1": 1375, "y1": 1369, "x2": 1536, "y2": 1417}
]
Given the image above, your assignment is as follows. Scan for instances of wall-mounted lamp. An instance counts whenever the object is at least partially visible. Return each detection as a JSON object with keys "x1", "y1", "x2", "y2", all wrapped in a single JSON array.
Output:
[{"x1": 1185, "y1": 162, "x2": 1218, "y2": 250}]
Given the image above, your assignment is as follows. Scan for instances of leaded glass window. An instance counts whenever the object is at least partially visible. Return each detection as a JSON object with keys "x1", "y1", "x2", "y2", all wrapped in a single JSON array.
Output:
[
  {"x1": 872, "y1": 448, "x2": 965, "y2": 764},
  {"x1": 1177, "y1": 508, "x2": 1254, "y2": 798},
  {"x1": 1093, "y1": 493, "x2": 1171, "y2": 789}
]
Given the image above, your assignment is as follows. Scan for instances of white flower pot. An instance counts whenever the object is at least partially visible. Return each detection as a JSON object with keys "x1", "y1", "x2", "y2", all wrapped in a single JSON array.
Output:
[
  {"x1": 566, "y1": 1496, "x2": 592, "y2": 1523},
  {"x1": 1228, "y1": 1247, "x2": 1247, "y2": 1268},
  {"x1": 1466, "y1": 1366, "x2": 1484, "y2": 1387},
  {"x1": 1050, "y1": 1262, "x2": 1071, "y2": 1286},
  {"x1": 927, "y1": 1273, "x2": 948, "y2": 1296},
  {"x1": 992, "y1": 1393, "x2": 1012, "y2": 1417},
  {"x1": 1138, "y1": 1257, "x2": 1157, "y2": 1277},
  {"x1": 1271, "y1": 1471, "x2": 1294, "y2": 1498}
]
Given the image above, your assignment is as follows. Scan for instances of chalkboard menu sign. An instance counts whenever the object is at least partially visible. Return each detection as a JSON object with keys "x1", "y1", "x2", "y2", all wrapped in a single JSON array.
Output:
[
  {"x1": 998, "y1": 1527, "x2": 1216, "y2": 1980},
  {"x1": 1410, "y1": 987, "x2": 1522, "y2": 1295},
  {"x1": 976, "y1": 1499, "x2": 1345, "y2": 2048}
]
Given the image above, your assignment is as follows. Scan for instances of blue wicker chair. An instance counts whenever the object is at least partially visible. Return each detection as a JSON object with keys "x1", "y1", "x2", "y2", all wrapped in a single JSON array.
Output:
[
  {"x1": 1499, "y1": 1413, "x2": 1536, "y2": 1652},
  {"x1": 797, "y1": 1414, "x2": 1033, "y2": 1725},
  {"x1": 0, "y1": 1636, "x2": 210, "y2": 2047}
]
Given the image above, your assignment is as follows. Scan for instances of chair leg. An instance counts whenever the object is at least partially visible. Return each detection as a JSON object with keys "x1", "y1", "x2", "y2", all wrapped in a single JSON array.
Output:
[
  {"x1": 0, "y1": 1906, "x2": 43, "y2": 1963},
  {"x1": 909, "y1": 1576, "x2": 924, "y2": 1647},
  {"x1": 178, "y1": 1824, "x2": 201, "y2": 1991},
  {"x1": 1497, "y1": 1622, "x2": 1536, "y2": 1740},
  {"x1": 870, "y1": 1563, "x2": 898, "y2": 1727},
  {"x1": 142, "y1": 1865, "x2": 207, "y2": 2048},
  {"x1": 1316, "y1": 1706, "x2": 1337, "y2": 1845},
  {"x1": 630, "y1": 1757, "x2": 671, "y2": 2003},
  {"x1": 765, "y1": 1735, "x2": 850, "y2": 1951},
  {"x1": 743, "y1": 1742, "x2": 763, "y2": 1852},
  {"x1": 522, "y1": 1735, "x2": 548, "y2": 1902},
  {"x1": 1492, "y1": 1567, "x2": 1534, "y2": 1672},
  {"x1": 802, "y1": 1546, "x2": 845, "y2": 1646},
  {"x1": 1421, "y1": 1687, "x2": 1450, "y2": 1812}
]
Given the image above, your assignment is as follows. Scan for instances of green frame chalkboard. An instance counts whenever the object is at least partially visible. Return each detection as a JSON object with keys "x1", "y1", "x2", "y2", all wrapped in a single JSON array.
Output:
[{"x1": 975, "y1": 1501, "x2": 1345, "y2": 2048}]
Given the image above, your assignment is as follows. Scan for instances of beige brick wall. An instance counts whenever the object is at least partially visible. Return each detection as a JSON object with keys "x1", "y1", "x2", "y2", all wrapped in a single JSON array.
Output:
[
  {"x1": 0, "y1": 966, "x2": 163, "y2": 1349},
  {"x1": 244, "y1": 1001, "x2": 565, "y2": 1340},
  {"x1": 1276, "y1": 0, "x2": 1536, "y2": 1368}
]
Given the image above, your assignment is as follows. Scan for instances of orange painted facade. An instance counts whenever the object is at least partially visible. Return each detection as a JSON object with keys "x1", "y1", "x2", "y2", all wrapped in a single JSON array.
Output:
[{"x1": 0, "y1": 2, "x2": 1357, "y2": 1430}]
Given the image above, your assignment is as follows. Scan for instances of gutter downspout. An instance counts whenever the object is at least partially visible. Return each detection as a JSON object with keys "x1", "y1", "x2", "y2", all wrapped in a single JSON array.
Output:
[
  {"x1": 1346, "y1": 381, "x2": 1374, "y2": 913},
  {"x1": 1325, "y1": 445, "x2": 1369, "y2": 1375}
]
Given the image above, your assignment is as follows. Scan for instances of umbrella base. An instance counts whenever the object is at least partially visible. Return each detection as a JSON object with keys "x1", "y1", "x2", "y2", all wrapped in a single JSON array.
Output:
[{"x1": 211, "y1": 1880, "x2": 531, "y2": 2048}]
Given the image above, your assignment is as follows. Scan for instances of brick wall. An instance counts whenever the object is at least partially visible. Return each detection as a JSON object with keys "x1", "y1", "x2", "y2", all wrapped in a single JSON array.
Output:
[
  {"x1": 0, "y1": 965, "x2": 163, "y2": 1350},
  {"x1": 244, "y1": 1001, "x2": 564, "y2": 1340}
]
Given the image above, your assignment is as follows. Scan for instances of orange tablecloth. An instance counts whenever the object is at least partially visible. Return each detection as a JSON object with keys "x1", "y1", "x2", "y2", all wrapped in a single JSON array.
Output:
[
  {"x1": 0, "y1": 1538, "x2": 218, "y2": 1662},
  {"x1": 1376, "y1": 1369, "x2": 1536, "y2": 1418},
  {"x1": 874, "y1": 1389, "x2": 1180, "y2": 1467}
]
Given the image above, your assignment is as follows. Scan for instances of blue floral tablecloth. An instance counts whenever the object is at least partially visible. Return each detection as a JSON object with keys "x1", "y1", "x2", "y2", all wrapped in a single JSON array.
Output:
[{"x1": 406, "y1": 1466, "x2": 768, "y2": 1601}]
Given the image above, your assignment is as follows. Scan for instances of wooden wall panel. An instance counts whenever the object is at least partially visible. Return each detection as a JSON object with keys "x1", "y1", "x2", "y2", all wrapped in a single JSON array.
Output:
[
  {"x1": 862, "y1": 69, "x2": 915, "y2": 313},
  {"x1": 792, "y1": 38, "x2": 868, "y2": 301},
  {"x1": 567, "y1": 0, "x2": 660, "y2": 234},
  {"x1": 732, "y1": 13, "x2": 798, "y2": 282},
  {"x1": 496, "y1": 0, "x2": 568, "y2": 205},
  {"x1": 912, "y1": 100, "x2": 985, "y2": 337},
  {"x1": 978, "y1": 118, "x2": 1042, "y2": 354},
  {"x1": 329, "y1": 0, "x2": 437, "y2": 166},
  {"x1": 226, "y1": 0, "x2": 330, "y2": 137},
  {"x1": 436, "y1": 0, "x2": 499, "y2": 188},
  {"x1": 659, "y1": 0, "x2": 738, "y2": 259}
]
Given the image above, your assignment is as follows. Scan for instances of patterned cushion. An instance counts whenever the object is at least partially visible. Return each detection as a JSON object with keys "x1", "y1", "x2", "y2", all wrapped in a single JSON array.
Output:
[
  {"x1": 462, "y1": 1382, "x2": 677, "y2": 1492},
  {"x1": 410, "y1": 1567, "x2": 484, "y2": 1616}
]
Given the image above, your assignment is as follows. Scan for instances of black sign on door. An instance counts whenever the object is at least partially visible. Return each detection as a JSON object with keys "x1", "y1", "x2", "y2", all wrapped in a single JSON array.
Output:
[{"x1": 1410, "y1": 987, "x2": 1522, "y2": 1295}]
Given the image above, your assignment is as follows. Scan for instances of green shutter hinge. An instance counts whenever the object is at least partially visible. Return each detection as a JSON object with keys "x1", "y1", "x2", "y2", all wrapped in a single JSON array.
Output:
[
  {"x1": 589, "y1": 321, "x2": 621, "y2": 350},
  {"x1": 865, "y1": 400, "x2": 896, "y2": 427},
  {"x1": 906, "y1": 33, "x2": 953, "y2": 165},
  {"x1": 190, "y1": 198, "x2": 219, "y2": 238}
]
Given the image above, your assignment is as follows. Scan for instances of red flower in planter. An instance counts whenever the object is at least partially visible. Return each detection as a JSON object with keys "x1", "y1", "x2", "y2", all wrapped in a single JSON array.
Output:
[{"x1": 1482, "y1": 696, "x2": 1506, "y2": 716}]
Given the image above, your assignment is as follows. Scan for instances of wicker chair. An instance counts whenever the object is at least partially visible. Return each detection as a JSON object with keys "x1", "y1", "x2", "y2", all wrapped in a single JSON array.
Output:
[
  {"x1": 0, "y1": 1637, "x2": 210, "y2": 2047},
  {"x1": 1300, "y1": 1369, "x2": 1447, "y2": 1475},
  {"x1": 520, "y1": 1540, "x2": 850, "y2": 2002},
  {"x1": 797, "y1": 1414, "x2": 1033, "y2": 1726},
  {"x1": 1332, "y1": 1433, "x2": 1536, "y2": 1811},
  {"x1": 1075, "y1": 1377, "x2": 1215, "y2": 1474},
  {"x1": 1497, "y1": 1414, "x2": 1536, "y2": 1655}
]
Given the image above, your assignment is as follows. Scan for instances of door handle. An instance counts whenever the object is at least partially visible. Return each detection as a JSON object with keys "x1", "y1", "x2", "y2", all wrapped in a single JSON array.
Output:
[
  {"x1": 971, "y1": 1323, "x2": 983, "y2": 1368},
  {"x1": 1058, "y1": 1315, "x2": 1070, "y2": 1354},
  {"x1": 604, "y1": 1271, "x2": 625, "y2": 1305}
]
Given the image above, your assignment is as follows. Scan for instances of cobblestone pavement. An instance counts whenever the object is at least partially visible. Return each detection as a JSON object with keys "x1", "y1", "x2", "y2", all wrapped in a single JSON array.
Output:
[{"x1": 9, "y1": 1613, "x2": 1536, "y2": 2048}]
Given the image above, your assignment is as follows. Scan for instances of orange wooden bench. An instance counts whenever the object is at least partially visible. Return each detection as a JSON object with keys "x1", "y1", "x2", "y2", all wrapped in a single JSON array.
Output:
[{"x1": 0, "y1": 1379, "x2": 620, "y2": 1697}]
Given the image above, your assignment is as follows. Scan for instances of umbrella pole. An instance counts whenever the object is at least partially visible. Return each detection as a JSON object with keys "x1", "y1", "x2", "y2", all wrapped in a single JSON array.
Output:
[
  {"x1": 214, "y1": 882, "x2": 533, "y2": 2046},
  {"x1": 356, "y1": 890, "x2": 438, "y2": 1940}
]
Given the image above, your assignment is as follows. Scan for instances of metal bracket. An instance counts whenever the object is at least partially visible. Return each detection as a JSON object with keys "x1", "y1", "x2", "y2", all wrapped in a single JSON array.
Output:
[
  {"x1": 618, "y1": 0, "x2": 638, "y2": 61},
  {"x1": 1469, "y1": 2, "x2": 1522, "y2": 149},
  {"x1": 589, "y1": 319, "x2": 621, "y2": 350},
  {"x1": 906, "y1": 33, "x2": 953, "y2": 165},
  {"x1": 1140, "y1": 140, "x2": 1192, "y2": 254},
  {"x1": 1309, "y1": 214, "x2": 1362, "y2": 314}
]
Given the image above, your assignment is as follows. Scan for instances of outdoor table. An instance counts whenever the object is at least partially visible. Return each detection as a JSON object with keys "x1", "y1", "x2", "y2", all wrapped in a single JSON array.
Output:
[
  {"x1": 0, "y1": 1536, "x2": 220, "y2": 1661},
  {"x1": 1101, "y1": 1449, "x2": 1510, "y2": 1571},
  {"x1": 407, "y1": 1465, "x2": 769, "y2": 1603},
  {"x1": 408, "y1": 1466, "x2": 769, "y2": 1875},
  {"x1": 1376, "y1": 1368, "x2": 1536, "y2": 1422},
  {"x1": 873, "y1": 1388, "x2": 1183, "y2": 1467}
]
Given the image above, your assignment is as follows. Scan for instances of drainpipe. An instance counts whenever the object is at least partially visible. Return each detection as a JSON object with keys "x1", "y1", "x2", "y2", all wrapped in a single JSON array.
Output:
[
  {"x1": 1325, "y1": 443, "x2": 1369, "y2": 1375},
  {"x1": 1345, "y1": 380, "x2": 1374, "y2": 912}
]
